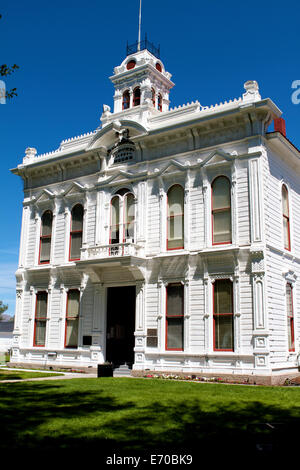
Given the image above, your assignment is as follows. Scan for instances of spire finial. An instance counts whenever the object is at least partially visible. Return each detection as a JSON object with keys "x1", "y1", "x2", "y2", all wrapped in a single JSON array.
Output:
[{"x1": 137, "y1": 0, "x2": 142, "y2": 51}]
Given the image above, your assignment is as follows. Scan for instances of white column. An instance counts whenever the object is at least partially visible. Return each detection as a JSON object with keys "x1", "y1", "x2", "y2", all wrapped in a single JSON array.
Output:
[
  {"x1": 159, "y1": 181, "x2": 166, "y2": 253},
  {"x1": 248, "y1": 158, "x2": 263, "y2": 244},
  {"x1": 59, "y1": 284, "x2": 67, "y2": 349},
  {"x1": 183, "y1": 279, "x2": 190, "y2": 352},
  {"x1": 137, "y1": 181, "x2": 146, "y2": 243},
  {"x1": 136, "y1": 281, "x2": 145, "y2": 332},
  {"x1": 95, "y1": 191, "x2": 105, "y2": 245},
  {"x1": 64, "y1": 207, "x2": 70, "y2": 262},
  {"x1": 233, "y1": 274, "x2": 241, "y2": 353},
  {"x1": 34, "y1": 209, "x2": 41, "y2": 266},
  {"x1": 184, "y1": 170, "x2": 191, "y2": 251},
  {"x1": 231, "y1": 161, "x2": 238, "y2": 246},
  {"x1": 18, "y1": 205, "x2": 30, "y2": 268},
  {"x1": 202, "y1": 169, "x2": 210, "y2": 248},
  {"x1": 157, "y1": 280, "x2": 166, "y2": 352}
]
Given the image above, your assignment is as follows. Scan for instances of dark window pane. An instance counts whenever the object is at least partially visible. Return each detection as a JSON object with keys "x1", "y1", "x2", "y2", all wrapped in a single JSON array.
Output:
[
  {"x1": 71, "y1": 205, "x2": 83, "y2": 232},
  {"x1": 214, "y1": 315, "x2": 233, "y2": 350},
  {"x1": 67, "y1": 290, "x2": 80, "y2": 317},
  {"x1": 214, "y1": 280, "x2": 233, "y2": 314},
  {"x1": 70, "y1": 232, "x2": 82, "y2": 259},
  {"x1": 35, "y1": 321, "x2": 46, "y2": 346},
  {"x1": 167, "y1": 318, "x2": 183, "y2": 349},
  {"x1": 66, "y1": 319, "x2": 79, "y2": 348},
  {"x1": 36, "y1": 292, "x2": 48, "y2": 318},
  {"x1": 212, "y1": 210, "x2": 231, "y2": 244},
  {"x1": 167, "y1": 284, "x2": 183, "y2": 316},
  {"x1": 212, "y1": 177, "x2": 230, "y2": 210},
  {"x1": 41, "y1": 211, "x2": 53, "y2": 236},
  {"x1": 40, "y1": 238, "x2": 51, "y2": 262}
]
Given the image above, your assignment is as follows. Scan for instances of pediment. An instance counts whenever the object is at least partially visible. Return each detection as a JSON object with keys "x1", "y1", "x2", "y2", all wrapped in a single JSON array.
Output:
[
  {"x1": 87, "y1": 120, "x2": 148, "y2": 151},
  {"x1": 97, "y1": 169, "x2": 147, "y2": 186},
  {"x1": 201, "y1": 150, "x2": 233, "y2": 167},
  {"x1": 153, "y1": 160, "x2": 187, "y2": 177},
  {"x1": 61, "y1": 182, "x2": 86, "y2": 198},
  {"x1": 35, "y1": 189, "x2": 55, "y2": 205}
]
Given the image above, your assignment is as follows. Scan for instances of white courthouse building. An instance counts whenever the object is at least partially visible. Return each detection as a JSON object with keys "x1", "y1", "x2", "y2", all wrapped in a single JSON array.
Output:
[{"x1": 11, "y1": 40, "x2": 300, "y2": 383}]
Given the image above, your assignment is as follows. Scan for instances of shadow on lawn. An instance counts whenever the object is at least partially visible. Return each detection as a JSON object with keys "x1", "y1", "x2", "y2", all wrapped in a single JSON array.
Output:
[{"x1": 0, "y1": 380, "x2": 299, "y2": 465}]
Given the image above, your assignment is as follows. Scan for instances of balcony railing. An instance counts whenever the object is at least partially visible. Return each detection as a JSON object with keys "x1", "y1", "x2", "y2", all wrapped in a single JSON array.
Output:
[
  {"x1": 81, "y1": 242, "x2": 144, "y2": 261},
  {"x1": 126, "y1": 37, "x2": 160, "y2": 59}
]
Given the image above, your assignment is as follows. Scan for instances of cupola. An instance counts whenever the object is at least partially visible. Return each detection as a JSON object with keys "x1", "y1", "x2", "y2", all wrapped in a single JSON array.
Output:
[{"x1": 109, "y1": 37, "x2": 174, "y2": 117}]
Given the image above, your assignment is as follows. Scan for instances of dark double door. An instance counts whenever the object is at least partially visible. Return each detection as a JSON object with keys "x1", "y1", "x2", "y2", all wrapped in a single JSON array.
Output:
[{"x1": 106, "y1": 286, "x2": 136, "y2": 367}]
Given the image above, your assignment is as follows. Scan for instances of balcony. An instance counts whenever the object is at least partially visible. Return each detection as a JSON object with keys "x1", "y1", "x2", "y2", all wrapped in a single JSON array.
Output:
[{"x1": 81, "y1": 242, "x2": 145, "y2": 261}]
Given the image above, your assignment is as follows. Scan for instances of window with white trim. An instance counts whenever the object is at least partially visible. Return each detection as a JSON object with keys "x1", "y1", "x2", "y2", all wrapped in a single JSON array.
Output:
[
  {"x1": 213, "y1": 279, "x2": 234, "y2": 351},
  {"x1": 39, "y1": 210, "x2": 53, "y2": 264},
  {"x1": 69, "y1": 204, "x2": 83, "y2": 261},
  {"x1": 167, "y1": 185, "x2": 184, "y2": 250},
  {"x1": 211, "y1": 176, "x2": 231, "y2": 245},
  {"x1": 286, "y1": 283, "x2": 295, "y2": 352},
  {"x1": 166, "y1": 283, "x2": 184, "y2": 351},
  {"x1": 282, "y1": 185, "x2": 291, "y2": 251},
  {"x1": 65, "y1": 289, "x2": 80, "y2": 349},
  {"x1": 33, "y1": 291, "x2": 48, "y2": 347},
  {"x1": 109, "y1": 190, "x2": 135, "y2": 247}
]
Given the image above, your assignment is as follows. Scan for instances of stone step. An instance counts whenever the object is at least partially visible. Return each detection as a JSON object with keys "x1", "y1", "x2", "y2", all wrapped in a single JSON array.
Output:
[{"x1": 113, "y1": 363, "x2": 132, "y2": 377}]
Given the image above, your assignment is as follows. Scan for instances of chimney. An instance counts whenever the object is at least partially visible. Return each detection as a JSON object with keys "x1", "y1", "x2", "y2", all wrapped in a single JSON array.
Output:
[{"x1": 274, "y1": 117, "x2": 286, "y2": 137}]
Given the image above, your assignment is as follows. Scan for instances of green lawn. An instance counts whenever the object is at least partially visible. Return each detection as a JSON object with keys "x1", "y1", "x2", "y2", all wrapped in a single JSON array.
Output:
[
  {"x1": 0, "y1": 369, "x2": 64, "y2": 381},
  {"x1": 0, "y1": 377, "x2": 299, "y2": 463}
]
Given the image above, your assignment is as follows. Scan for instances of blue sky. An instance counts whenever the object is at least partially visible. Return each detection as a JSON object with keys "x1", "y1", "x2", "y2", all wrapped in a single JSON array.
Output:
[{"x1": 1, "y1": 0, "x2": 300, "y2": 317}]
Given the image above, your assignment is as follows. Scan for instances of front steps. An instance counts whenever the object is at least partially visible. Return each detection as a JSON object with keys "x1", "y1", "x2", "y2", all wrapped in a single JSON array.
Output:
[{"x1": 113, "y1": 364, "x2": 132, "y2": 377}]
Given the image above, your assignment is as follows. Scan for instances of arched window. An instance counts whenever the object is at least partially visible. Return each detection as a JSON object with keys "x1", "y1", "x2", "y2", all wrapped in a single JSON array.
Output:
[
  {"x1": 109, "y1": 190, "x2": 135, "y2": 253},
  {"x1": 69, "y1": 204, "x2": 83, "y2": 261},
  {"x1": 110, "y1": 196, "x2": 120, "y2": 245},
  {"x1": 65, "y1": 289, "x2": 80, "y2": 349},
  {"x1": 39, "y1": 210, "x2": 53, "y2": 264},
  {"x1": 122, "y1": 90, "x2": 130, "y2": 110},
  {"x1": 212, "y1": 176, "x2": 231, "y2": 245},
  {"x1": 133, "y1": 87, "x2": 140, "y2": 107},
  {"x1": 167, "y1": 185, "x2": 184, "y2": 250},
  {"x1": 151, "y1": 88, "x2": 156, "y2": 107},
  {"x1": 282, "y1": 185, "x2": 291, "y2": 250},
  {"x1": 124, "y1": 193, "x2": 135, "y2": 241},
  {"x1": 158, "y1": 93, "x2": 162, "y2": 112},
  {"x1": 213, "y1": 279, "x2": 234, "y2": 351}
]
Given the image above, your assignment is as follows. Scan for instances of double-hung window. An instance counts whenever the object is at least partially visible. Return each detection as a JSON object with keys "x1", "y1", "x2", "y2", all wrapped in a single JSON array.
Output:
[
  {"x1": 213, "y1": 279, "x2": 234, "y2": 351},
  {"x1": 39, "y1": 210, "x2": 53, "y2": 264},
  {"x1": 69, "y1": 204, "x2": 83, "y2": 261},
  {"x1": 65, "y1": 289, "x2": 80, "y2": 349},
  {"x1": 212, "y1": 176, "x2": 231, "y2": 245},
  {"x1": 286, "y1": 283, "x2": 295, "y2": 352},
  {"x1": 109, "y1": 190, "x2": 135, "y2": 250},
  {"x1": 166, "y1": 283, "x2": 184, "y2": 350},
  {"x1": 167, "y1": 185, "x2": 184, "y2": 250},
  {"x1": 34, "y1": 291, "x2": 48, "y2": 347},
  {"x1": 282, "y1": 185, "x2": 291, "y2": 251}
]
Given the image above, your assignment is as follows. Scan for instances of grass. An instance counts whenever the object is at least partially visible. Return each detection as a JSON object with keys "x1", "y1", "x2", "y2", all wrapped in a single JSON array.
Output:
[
  {"x1": 0, "y1": 377, "x2": 299, "y2": 463},
  {"x1": 0, "y1": 368, "x2": 64, "y2": 381}
]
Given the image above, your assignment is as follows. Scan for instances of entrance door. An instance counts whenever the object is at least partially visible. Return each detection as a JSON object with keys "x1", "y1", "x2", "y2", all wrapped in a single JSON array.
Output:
[{"x1": 106, "y1": 286, "x2": 136, "y2": 367}]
